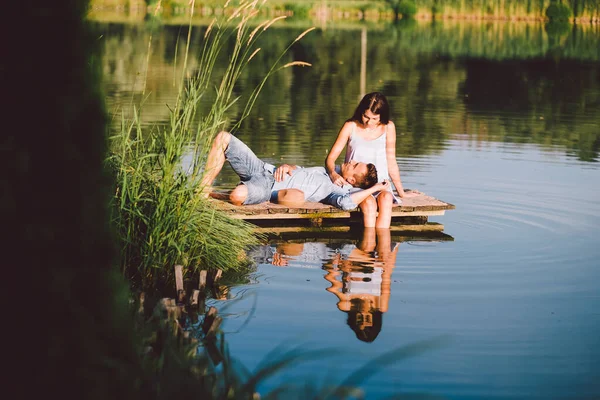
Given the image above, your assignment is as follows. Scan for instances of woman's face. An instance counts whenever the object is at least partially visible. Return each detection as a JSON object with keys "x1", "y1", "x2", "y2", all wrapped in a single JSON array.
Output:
[{"x1": 362, "y1": 109, "x2": 381, "y2": 129}]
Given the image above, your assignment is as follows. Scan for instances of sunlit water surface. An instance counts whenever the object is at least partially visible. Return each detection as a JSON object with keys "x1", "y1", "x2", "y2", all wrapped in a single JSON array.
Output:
[
  {"x1": 95, "y1": 19, "x2": 600, "y2": 399},
  {"x1": 212, "y1": 142, "x2": 600, "y2": 399}
]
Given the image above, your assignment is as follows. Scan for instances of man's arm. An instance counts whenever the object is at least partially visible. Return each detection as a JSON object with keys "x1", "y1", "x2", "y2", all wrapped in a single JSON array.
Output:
[
  {"x1": 349, "y1": 181, "x2": 390, "y2": 205},
  {"x1": 325, "y1": 181, "x2": 390, "y2": 210}
]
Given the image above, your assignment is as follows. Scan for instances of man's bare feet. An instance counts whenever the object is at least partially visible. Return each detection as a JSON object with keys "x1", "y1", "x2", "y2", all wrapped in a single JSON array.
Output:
[{"x1": 195, "y1": 183, "x2": 212, "y2": 198}]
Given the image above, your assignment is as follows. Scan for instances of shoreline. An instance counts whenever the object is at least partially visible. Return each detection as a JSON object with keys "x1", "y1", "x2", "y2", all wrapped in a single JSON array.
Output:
[
  {"x1": 88, "y1": 4, "x2": 600, "y2": 25},
  {"x1": 88, "y1": 6, "x2": 600, "y2": 25}
]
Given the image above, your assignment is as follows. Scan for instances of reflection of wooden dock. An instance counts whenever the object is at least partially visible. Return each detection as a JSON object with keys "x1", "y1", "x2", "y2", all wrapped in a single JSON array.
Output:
[
  {"x1": 211, "y1": 191, "x2": 455, "y2": 234},
  {"x1": 262, "y1": 228, "x2": 455, "y2": 242}
]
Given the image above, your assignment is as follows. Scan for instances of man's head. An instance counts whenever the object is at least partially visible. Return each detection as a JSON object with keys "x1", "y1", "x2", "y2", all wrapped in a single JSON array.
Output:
[{"x1": 340, "y1": 161, "x2": 378, "y2": 189}]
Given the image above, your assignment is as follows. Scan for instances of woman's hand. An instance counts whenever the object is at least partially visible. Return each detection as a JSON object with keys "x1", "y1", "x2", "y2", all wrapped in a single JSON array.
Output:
[
  {"x1": 400, "y1": 189, "x2": 422, "y2": 198},
  {"x1": 329, "y1": 171, "x2": 348, "y2": 187},
  {"x1": 374, "y1": 180, "x2": 390, "y2": 192}
]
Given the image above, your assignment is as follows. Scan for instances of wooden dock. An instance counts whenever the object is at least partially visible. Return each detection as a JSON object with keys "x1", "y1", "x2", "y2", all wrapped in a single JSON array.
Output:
[{"x1": 211, "y1": 191, "x2": 455, "y2": 235}]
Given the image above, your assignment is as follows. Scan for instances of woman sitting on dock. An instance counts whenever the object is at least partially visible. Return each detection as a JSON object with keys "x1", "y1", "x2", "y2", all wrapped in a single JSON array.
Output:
[{"x1": 326, "y1": 92, "x2": 419, "y2": 228}]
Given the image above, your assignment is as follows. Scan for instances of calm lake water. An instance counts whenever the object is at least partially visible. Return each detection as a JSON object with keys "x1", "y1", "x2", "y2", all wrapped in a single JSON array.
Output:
[{"x1": 94, "y1": 17, "x2": 600, "y2": 399}]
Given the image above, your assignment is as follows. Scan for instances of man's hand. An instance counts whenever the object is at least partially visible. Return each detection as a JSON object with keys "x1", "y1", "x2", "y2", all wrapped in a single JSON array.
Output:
[
  {"x1": 274, "y1": 164, "x2": 297, "y2": 182},
  {"x1": 329, "y1": 171, "x2": 348, "y2": 187}
]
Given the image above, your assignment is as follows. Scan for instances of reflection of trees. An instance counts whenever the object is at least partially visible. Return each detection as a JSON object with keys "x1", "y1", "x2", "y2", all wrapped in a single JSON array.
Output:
[
  {"x1": 461, "y1": 59, "x2": 600, "y2": 161},
  {"x1": 99, "y1": 20, "x2": 600, "y2": 164},
  {"x1": 95, "y1": 22, "x2": 204, "y2": 126}
]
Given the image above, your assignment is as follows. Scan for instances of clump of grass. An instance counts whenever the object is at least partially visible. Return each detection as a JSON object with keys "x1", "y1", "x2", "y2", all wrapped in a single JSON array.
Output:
[{"x1": 107, "y1": 0, "x2": 315, "y2": 286}]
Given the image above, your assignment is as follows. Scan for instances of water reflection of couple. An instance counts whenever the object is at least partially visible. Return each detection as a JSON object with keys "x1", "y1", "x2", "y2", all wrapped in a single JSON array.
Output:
[
  {"x1": 265, "y1": 228, "x2": 399, "y2": 343},
  {"x1": 322, "y1": 228, "x2": 398, "y2": 342}
]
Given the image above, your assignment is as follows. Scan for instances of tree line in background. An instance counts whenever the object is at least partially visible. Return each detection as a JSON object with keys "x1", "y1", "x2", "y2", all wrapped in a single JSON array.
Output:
[{"x1": 89, "y1": 0, "x2": 600, "y2": 22}]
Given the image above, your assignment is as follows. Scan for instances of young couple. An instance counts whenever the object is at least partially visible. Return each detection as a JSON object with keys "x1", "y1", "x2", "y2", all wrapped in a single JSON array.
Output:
[{"x1": 201, "y1": 92, "x2": 419, "y2": 228}]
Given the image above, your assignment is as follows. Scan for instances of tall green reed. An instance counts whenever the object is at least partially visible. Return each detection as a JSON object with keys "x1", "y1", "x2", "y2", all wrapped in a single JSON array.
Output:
[{"x1": 107, "y1": 0, "x2": 314, "y2": 285}]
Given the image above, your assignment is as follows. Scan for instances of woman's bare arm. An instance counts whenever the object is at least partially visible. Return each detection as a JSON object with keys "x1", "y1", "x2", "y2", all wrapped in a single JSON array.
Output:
[
  {"x1": 326, "y1": 121, "x2": 353, "y2": 186},
  {"x1": 385, "y1": 121, "x2": 405, "y2": 197}
]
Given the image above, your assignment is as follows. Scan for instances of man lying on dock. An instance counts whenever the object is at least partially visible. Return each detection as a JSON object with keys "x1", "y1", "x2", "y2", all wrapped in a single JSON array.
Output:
[{"x1": 200, "y1": 131, "x2": 390, "y2": 209}]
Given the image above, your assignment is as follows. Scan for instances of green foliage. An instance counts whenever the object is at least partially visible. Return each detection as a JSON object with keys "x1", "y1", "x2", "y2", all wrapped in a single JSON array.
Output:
[
  {"x1": 396, "y1": 15, "x2": 418, "y2": 29},
  {"x1": 89, "y1": 0, "x2": 600, "y2": 22},
  {"x1": 545, "y1": 20, "x2": 571, "y2": 37},
  {"x1": 546, "y1": 2, "x2": 574, "y2": 20},
  {"x1": 108, "y1": 111, "x2": 261, "y2": 285},
  {"x1": 377, "y1": 0, "x2": 599, "y2": 20},
  {"x1": 108, "y1": 3, "x2": 315, "y2": 285},
  {"x1": 284, "y1": 2, "x2": 311, "y2": 19},
  {"x1": 397, "y1": 0, "x2": 417, "y2": 18}
]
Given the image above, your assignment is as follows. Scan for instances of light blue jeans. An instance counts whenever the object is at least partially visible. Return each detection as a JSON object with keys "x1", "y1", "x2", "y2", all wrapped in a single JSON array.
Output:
[{"x1": 225, "y1": 135, "x2": 275, "y2": 205}]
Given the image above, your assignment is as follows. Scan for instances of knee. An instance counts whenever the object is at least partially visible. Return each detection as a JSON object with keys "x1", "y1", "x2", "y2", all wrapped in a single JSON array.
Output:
[
  {"x1": 360, "y1": 195, "x2": 377, "y2": 215},
  {"x1": 377, "y1": 191, "x2": 394, "y2": 208},
  {"x1": 229, "y1": 184, "x2": 248, "y2": 206},
  {"x1": 214, "y1": 131, "x2": 231, "y2": 149},
  {"x1": 277, "y1": 189, "x2": 305, "y2": 207}
]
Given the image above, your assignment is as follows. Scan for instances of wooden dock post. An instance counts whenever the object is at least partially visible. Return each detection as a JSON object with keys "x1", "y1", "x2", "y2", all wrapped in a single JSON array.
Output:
[
  {"x1": 199, "y1": 270, "x2": 207, "y2": 290},
  {"x1": 175, "y1": 265, "x2": 184, "y2": 291},
  {"x1": 138, "y1": 292, "x2": 145, "y2": 315},
  {"x1": 202, "y1": 306, "x2": 218, "y2": 334},
  {"x1": 213, "y1": 269, "x2": 222, "y2": 283},
  {"x1": 202, "y1": 306, "x2": 224, "y2": 365},
  {"x1": 174, "y1": 264, "x2": 186, "y2": 305},
  {"x1": 190, "y1": 289, "x2": 200, "y2": 307}
]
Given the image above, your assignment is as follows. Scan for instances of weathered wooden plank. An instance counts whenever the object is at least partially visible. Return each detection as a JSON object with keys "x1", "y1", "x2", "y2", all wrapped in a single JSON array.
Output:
[
  {"x1": 231, "y1": 212, "x2": 351, "y2": 220},
  {"x1": 253, "y1": 222, "x2": 445, "y2": 235},
  {"x1": 213, "y1": 193, "x2": 452, "y2": 210},
  {"x1": 227, "y1": 209, "x2": 445, "y2": 220},
  {"x1": 262, "y1": 226, "x2": 455, "y2": 243},
  {"x1": 209, "y1": 191, "x2": 454, "y2": 226},
  {"x1": 392, "y1": 210, "x2": 446, "y2": 217}
]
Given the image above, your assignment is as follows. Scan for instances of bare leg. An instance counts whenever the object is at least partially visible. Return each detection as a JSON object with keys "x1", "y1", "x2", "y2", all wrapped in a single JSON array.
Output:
[
  {"x1": 375, "y1": 191, "x2": 394, "y2": 229},
  {"x1": 359, "y1": 195, "x2": 377, "y2": 228},
  {"x1": 229, "y1": 184, "x2": 248, "y2": 206},
  {"x1": 208, "y1": 183, "x2": 248, "y2": 205},
  {"x1": 375, "y1": 227, "x2": 392, "y2": 257},
  {"x1": 357, "y1": 227, "x2": 376, "y2": 252},
  {"x1": 376, "y1": 227, "x2": 395, "y2": 313},
  {"x1": 277, "y1": 189, "x2": 305, "y2": 207},
  {"x1": 199, "y1": 131, "x2": 231, "y2": 196}
]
